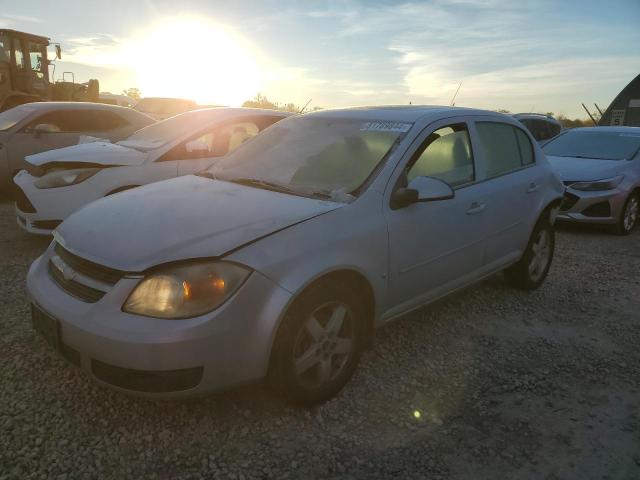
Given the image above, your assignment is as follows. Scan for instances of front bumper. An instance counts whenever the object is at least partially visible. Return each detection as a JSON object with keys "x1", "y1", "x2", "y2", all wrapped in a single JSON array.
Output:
[
  {"x1": 556, "y1": 187, "x2": 626, "y2": 225},
  {"x1": 26, "y1": 248, "x2": 292, "y2": 397}
]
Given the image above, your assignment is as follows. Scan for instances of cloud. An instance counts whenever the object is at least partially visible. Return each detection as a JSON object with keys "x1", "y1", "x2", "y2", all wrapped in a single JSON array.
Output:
[{"x1": 0, "y1": 13, "x2": 43, "y2": 27}]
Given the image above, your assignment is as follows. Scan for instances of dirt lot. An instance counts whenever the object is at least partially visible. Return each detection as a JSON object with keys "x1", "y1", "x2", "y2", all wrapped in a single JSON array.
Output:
[{"x1": 0, "y1": 198, "x2": 639, "y2": 480}]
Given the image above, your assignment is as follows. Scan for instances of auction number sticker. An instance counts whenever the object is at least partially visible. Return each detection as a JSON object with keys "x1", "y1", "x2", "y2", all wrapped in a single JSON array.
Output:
[{"x1": 361, "y1": 121, "x2": 413, "y2": 133}]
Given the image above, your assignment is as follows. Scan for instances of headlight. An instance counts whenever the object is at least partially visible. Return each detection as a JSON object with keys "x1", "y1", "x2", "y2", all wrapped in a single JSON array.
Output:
[
  {"x1": 123, "y1": 261, "x2": 251, "y2": 319},
  {"x1": 35, "y1": 168, "x2": 100, "y2": 189},
  {"x1": 570, "y1": 175, "x2": 624, "y2": 191}
]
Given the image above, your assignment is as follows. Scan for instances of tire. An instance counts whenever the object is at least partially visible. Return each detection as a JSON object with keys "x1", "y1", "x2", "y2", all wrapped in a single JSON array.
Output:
[
  {"x1": 505, "y1": 214, "x2": 555, "y2": 290},
  {"x1": 612, "y1": 192, "x2": 639, "y2": 236},
  {"x1": 268, "y1": 278, "x2": 366, "y2": 406}
]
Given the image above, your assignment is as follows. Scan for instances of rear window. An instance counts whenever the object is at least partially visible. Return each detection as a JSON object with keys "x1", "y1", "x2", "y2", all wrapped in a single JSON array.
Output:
[{"x1": 543, "y1": 130, "x2": 640, "y2": 160}]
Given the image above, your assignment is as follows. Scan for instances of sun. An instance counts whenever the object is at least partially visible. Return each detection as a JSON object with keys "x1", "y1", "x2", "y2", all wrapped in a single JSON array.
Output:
[{"x1": 127, "y1": 17, "x2": 262, "y2": 106}]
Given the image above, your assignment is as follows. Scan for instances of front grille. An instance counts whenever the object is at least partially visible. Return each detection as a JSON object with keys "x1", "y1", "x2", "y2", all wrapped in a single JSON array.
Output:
[
  {"x1": 14, "y1": 186, "x2": 36, "y2": 213},
  {"x1": 560, "y1": 192, "x2": 580, "y2": 212},
  {"x1": 32, "y1": 220, "x2": 62, "y2": 230},
  {"x1": 91, "y1": 360, "x2": 203, "y2": 393},
  {"x1": 48, "y1": 261, "x2": 106, "y2": 303},
  {"x1": 54, "y1": 243, "x2": 124, "y2": 285},
  {"x1": 582, "y1": 201, "x2": 611, "y2": 218}
]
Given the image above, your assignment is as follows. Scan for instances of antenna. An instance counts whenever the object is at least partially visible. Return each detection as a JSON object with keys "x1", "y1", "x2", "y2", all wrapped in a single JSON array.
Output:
[
  {"x1": 581, "y1": 103, "x2": 597, "y2": 126},
  {"x1": 299, "y1": 98, "x2": 312, "y2": 114},
  {"x1": 449, "y1": 82, "x2": 462, "y2": 107}
]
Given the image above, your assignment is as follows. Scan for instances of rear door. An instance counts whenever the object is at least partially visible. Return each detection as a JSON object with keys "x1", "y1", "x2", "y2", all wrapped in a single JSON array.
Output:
[{"x1": 470, "y1": 119, "x2": 540, "y2": 269}]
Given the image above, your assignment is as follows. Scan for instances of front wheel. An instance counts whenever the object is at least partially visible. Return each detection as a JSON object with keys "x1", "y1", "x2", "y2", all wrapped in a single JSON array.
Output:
[
  {"x1": 613, "y1": 192, "x2": 639, "y2": 235},
  {"x1": 268, "y1": 279, "x2": 366, "y2": 406},
  {"x1": 505, "y1": 216, "x2": 555, "y2": 290}
]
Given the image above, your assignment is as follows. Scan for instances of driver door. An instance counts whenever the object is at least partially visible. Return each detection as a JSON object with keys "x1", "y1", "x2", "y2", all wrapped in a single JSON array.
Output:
[{"x1": 384, "y1": 119, "x2": 487, "y2": 315}]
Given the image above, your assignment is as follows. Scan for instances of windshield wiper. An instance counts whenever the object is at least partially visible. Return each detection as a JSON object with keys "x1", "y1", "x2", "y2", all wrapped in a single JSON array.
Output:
[
  {"x1": 196, "y1": 173, "x2": 337, "y2": 200},
  {"x1": 554, "y1": 154, "x2": 614, "y2": 160}
]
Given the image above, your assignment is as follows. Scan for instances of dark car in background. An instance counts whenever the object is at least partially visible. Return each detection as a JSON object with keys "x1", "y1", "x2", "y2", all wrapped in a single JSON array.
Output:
[
  {"x1": 514, "y1": 113, "x2": 563, "y2": 143},
  {"x1": 133, "y1": 97, "x2": 199, "y2": 121}
]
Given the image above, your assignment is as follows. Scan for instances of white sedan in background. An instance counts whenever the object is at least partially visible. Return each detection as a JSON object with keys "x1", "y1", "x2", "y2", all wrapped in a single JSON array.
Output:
[{"x1": 14, "y1": 108, "x2": 290, "y2": 234}]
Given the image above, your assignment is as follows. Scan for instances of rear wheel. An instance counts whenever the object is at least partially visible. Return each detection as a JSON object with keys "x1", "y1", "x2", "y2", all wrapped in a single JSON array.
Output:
[
  {"x1": 613, "y1": 192, "x2": 639, "y2": 235},
  {"x1": 269, "y1": 279, "x2": 366, "y2": 406},
  {"x1": 505, "y1": 215, "x2": 554, "y2": 290}
]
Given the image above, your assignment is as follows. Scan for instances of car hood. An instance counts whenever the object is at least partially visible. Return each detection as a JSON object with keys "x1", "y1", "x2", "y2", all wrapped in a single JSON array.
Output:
[
  {"x1": 24, "y1": 141, "x2": 148, "y2": 167},
  {"x1": 56, "y1": 175, "x2": 343, "y2": 271},
  {"x1": 546, "y1": 155, "x2": 626, "y2": 182}
]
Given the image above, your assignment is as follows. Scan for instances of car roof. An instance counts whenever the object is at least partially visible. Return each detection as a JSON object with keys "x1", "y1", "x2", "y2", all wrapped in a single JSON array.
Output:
[{"x1": 303, "y1": 105, "x2": 506, "y2": 123}]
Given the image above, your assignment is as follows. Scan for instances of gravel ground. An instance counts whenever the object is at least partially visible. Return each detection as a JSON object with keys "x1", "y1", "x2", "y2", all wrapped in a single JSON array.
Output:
[{"x1": 1, "y1": 199, "x2": 639, "y2": 480}]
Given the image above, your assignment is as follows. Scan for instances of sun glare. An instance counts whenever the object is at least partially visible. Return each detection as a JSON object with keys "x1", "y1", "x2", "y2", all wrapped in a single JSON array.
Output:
[{"x1": 128, "y1": 17, "x2": 262, "y2": 106}]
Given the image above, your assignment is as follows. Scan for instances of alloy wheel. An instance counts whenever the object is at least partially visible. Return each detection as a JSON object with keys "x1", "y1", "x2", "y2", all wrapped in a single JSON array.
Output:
[
  {"x1": 623, "y1": 195, "x2": 639, "y2": 232},
  {"x1": 528, "y1": 229, "x2": 551, "y2": 283},
  {"x1": 292, "y1": 301, "x2": 355, "y2": 389}
]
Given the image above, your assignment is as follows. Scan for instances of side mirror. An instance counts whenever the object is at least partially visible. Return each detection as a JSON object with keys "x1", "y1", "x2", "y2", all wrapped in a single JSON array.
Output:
[
  {"x1": 32, "y1": 124, "x2": 59, "y2": 137},
  {"x1": 55, "y1": 44, "x2": 62, "y2": 60},
  {"x1": 391, "y1": 176, "x2": 455, "y2": 209}
]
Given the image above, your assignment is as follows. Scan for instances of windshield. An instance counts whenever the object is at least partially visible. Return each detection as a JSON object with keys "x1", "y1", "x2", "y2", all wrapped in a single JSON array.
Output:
[
  {"x1": 207, "y1": 116, "x2": 412, "y2": 202},
  {"x1": 0, "y1": 105, "x2": 36, "y2": 132},
  {"x1": 117, "y1": 110, "x2": 216, "y2": 151},
  {"x1": 543, "y1": 130, "x2": 640, "y2": 160}
]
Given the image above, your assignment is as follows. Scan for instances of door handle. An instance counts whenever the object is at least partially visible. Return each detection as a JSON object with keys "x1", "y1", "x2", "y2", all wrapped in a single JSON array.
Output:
[
  {"x1": 527, "y1": 182, "x2": 540, "y2": 193},
  {"x1": 466, "y1": 202, "x2": 486, "y2": 215}
]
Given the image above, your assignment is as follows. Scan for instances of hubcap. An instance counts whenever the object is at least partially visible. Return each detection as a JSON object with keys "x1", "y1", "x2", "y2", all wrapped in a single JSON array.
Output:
[
  {"x1": 292, "y1": 302, "x2": 355, "y2": 389},
  {"x1": 528, "y1": 229, "x2": 551, "y2": 282},
  {"x1": 623, "y1": 196, "x2": 639, "y2": 232}
]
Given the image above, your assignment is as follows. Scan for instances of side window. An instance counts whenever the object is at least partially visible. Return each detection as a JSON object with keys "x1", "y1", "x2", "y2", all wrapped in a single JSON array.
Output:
[
  {"x1": 13, "y1": 39, "x2": 25, "y2": 70},
  {"x1": 24, "y1": 110, "x2": 124, "y2": 133},
  {"x1": 222, "y1": 121, "x2": 260, "y2": 152},
  {"x1": 90, "y1": 111, "x2": 130, "y2": 131},
  {"x1": 477, "y1": 122, "x2": 533, "y2": 178},
  {"x1": 27, "y1": 43, "x2": 45, "y2": 80},
  {"x1": 0, "y1": 36, "x2": 10, "y2": 62},
  {"x1": 407, "y1": 123, "x2": 474, "y2": 187},
  {"x1": 160, "y1": 119, "x2": 263, "y2": 162}
]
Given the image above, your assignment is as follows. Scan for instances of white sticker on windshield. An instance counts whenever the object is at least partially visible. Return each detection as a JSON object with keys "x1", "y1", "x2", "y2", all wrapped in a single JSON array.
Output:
[{"x1": 360, "y1": 121, "x2": 412, "y2": 133}]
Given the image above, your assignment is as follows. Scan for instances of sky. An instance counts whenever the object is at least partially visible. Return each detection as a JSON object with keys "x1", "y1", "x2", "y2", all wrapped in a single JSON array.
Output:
[{"x1": 1, "y1": 0, "x2": 638, "y2": 117}]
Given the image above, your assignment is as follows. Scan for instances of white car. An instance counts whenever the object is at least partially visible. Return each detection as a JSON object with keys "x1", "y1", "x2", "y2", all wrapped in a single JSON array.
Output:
[{"x1": 14, "y1": 108, "x2": 290, "y2": 234}]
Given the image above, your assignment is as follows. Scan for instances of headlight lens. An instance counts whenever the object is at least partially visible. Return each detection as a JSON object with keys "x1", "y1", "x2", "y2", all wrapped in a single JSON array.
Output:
[
  {"x1": 570, "y1": 175, "x2": 624, "y2": 191},
  {"x1": 35, "y1": 168, "x2": 100, "y2": 189},
  {"x1": 123, "y1": 261, "x2": 251, "y2": 319}
]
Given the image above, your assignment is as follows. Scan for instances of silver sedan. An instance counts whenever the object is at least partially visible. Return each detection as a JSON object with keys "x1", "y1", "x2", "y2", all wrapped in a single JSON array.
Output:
[
  {"x1": 544, "y1": 127, "x2": 640, "y2": 234},
  {"x1": 27, "y1": 106, "x2": 564, "y2": 405}
]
